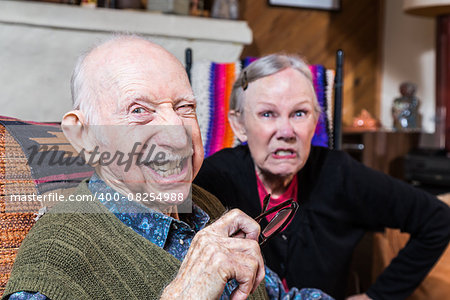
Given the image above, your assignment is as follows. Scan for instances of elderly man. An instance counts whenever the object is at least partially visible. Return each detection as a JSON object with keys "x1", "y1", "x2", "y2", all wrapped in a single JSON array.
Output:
[{"x1": 3, "y1": 36, "x2": 332, "y2": 300}]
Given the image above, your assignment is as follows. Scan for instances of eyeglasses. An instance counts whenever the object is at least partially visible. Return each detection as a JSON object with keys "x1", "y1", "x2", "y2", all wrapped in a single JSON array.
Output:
[{"x1": 255, "y1": 194, "x2": 299, "y2": 247}]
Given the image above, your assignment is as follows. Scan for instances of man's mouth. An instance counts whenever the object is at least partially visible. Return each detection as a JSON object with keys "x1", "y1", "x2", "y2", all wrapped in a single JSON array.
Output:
[{"x1": 145, "y1": 156, "x2": 189, "y2": 178}]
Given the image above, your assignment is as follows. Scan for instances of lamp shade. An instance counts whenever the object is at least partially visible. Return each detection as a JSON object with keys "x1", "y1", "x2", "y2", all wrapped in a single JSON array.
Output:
[{"x1": 404, "y1": 0, "x2": 450, "y2": 16}]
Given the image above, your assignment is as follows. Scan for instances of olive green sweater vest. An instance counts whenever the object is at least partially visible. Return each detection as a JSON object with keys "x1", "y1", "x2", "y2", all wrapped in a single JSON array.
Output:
[{"x1": 3, "y1": 182, "x2": 268, "y2": 300}]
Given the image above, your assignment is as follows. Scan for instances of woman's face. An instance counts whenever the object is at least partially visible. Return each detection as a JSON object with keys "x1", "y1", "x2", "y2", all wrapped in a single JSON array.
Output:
[{"x1": 236, "y1": 68, "x2": 318, "y2": 179}]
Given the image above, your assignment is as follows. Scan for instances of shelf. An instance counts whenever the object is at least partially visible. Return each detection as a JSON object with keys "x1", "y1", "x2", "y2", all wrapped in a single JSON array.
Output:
[
  {"x1": 0, "y1": 0, "x2": 252, "y2": 45},
  {"x1": 343, "y1": 130, "x2": 420, "y2": 179},
  {"x1": 0, "y1": 0, "x2": 253, "y2": 122}
]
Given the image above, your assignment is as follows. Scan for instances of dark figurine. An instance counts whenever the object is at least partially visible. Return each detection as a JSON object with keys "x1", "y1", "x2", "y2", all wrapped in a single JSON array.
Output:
[{"x1": 392, "y1": 82, "x2": 421, "y2": 130}]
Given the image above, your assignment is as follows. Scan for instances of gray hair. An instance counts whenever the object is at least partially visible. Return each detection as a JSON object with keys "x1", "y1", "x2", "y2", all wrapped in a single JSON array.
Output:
[
  {"x1": 70, "y1": 33, "x2": 144, "y2": 124},
  {"x1": 230, "y1": 54, "x2": 321, "y2": 116},
  {"x1": 71, "y1": 49, "x2": 96, "y2": 123}
]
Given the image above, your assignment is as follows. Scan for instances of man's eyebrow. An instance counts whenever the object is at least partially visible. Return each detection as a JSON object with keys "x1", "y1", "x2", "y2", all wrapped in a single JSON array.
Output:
[
  {"x1": 124, "y1": 94, "x2": 196, "y2": 107},
  {"x1": 124, "y1": 92, "x2": 154, "y2": 102},
  {"x1": 124, "y1": 96, "x2": 152, "y2": 105},
  {"x1": 122, "y1": 96, "x2": 155, "y2": 113},
  {"x1": 176, "y1": 95, "x2": 196, "y2": 102}
]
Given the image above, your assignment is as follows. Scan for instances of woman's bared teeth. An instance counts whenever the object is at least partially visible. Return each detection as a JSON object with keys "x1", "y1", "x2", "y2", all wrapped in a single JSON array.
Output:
[{"x1": 275, "y1": 150, "x2": 294, "y2": 156}]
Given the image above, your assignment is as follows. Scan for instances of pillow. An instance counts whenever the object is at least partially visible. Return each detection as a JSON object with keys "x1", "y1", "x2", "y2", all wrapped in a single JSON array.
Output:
[{"x1": 0, "y1": 115, "x2": 93, "y2": 296}]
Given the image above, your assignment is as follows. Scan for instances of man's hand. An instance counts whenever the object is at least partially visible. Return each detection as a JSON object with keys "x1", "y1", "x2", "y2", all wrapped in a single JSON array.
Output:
[
  {"x1": 346, "y1": 293, "x2": 372, "y2": 300},
  {"x1": 161, "y1": 209, "x2": 265, "y2": 300}
]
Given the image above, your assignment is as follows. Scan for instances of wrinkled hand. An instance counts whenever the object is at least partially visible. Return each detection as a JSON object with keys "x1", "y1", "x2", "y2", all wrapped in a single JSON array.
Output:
[
  {"x1": 346, "y1": 293, "x2": 372, "y2": 300},
  {"x1": 161, "y1": 209, "x2": 265, "y2": 300}
]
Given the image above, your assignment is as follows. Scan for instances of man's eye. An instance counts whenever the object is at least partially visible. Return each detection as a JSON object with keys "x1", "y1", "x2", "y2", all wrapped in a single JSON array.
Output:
[
  {"x1": 177, "y1": 104, "x2": 195, "y2": 114},
  {"x1": 132, "y1": 107, "x2": 145, "y2": 114}
]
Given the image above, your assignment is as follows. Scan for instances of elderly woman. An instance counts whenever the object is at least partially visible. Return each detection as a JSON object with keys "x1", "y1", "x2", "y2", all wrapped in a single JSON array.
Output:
[{"x1": 194, "y1": 54, "x2": 450, "y2": 300}]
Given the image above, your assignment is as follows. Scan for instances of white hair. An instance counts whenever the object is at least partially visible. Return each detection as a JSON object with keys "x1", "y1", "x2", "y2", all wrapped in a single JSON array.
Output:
[
  {"x1": 230, "y1": 54, "x2": 321, "y2": 117},
  {"x1": 70, "y1": 33, "x2": 145, "y2": 124}
]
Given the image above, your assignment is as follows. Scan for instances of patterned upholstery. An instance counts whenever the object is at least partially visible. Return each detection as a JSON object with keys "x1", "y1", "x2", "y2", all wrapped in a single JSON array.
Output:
[{"x1": 0, "y1": 116, "x2": 93, "y2": 296}]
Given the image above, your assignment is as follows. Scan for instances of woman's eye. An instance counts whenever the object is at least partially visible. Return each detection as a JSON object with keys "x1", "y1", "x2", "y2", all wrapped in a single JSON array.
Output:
[
  {"x1": 261, "y1": 111, "x2": 273, "y2": 118},
  {"x1": 295, "y1": 110, "x2": 306, "y2": 117},
  {"x1": 132, "y1": 107, "x2": 145, "y2": 114}
]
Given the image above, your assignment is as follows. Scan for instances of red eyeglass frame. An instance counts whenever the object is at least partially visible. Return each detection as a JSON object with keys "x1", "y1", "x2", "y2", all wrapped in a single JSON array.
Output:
[{"x1": 254, "y1": 194, "x2": 299, "y2": 247}]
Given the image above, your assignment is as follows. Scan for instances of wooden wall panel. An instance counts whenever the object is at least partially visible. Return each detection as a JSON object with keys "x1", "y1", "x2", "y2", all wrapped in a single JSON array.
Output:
[{"x1": 240, "y1": 0, "x2": 383, "y2": 126}]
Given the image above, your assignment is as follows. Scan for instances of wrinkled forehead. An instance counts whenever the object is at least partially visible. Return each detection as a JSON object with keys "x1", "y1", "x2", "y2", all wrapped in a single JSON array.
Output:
[
  {"x1": 87, "y1": 41, "x2": 183, "y2": 81},
  {"x1": 248, "y1": 70, "x2": 315, "y2": 98},
  {"x1": 241, "y1": 68, "x2": 319, "y2": 115},
  {"x1": 85, "y1": 40, "x2": 191, "y2": 105}
]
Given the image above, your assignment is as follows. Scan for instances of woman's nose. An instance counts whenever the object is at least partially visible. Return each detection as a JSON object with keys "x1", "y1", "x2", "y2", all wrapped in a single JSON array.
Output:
[{"x1": 276, "y1": 118, "x2": 296, "y2": 141}]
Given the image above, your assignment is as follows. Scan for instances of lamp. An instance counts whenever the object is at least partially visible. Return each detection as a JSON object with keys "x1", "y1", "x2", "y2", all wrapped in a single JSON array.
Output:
[
  {"x1": 403, "y1": 0, "x2": 450, "y2": 151},
  {"x1": 404, "y1": 0, "x2": 450, "y2": 16}
]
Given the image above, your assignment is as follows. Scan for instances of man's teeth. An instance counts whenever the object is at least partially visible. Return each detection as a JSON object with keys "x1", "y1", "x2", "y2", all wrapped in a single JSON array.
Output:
[
  {"x1": 153, "y1": 167, "x2": 182, "y2": 177},
  {"x1": 147, "y1": 158, "x2": 185, "y2": 177},
  {"x1": 275, "y1": 150, "x2": 293, "y2": 156}
]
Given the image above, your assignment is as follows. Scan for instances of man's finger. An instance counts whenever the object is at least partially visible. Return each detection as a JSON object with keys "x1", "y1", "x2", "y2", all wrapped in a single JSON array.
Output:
[
  {"x1": 252, "y1": 260, "x2": 265, "y2": 293},
  {"x1": 230, "y1": 263, "x2": 257, "y2": 300},
  {"x1": 221, "y1": 237, "x2": 265, "y2": 290},
  {"x1": 211, "y1": 209, "x2": 260, "y2": 241},
  {"x1": 230, "y1": 250, "x2": 265, "y2": 299}
]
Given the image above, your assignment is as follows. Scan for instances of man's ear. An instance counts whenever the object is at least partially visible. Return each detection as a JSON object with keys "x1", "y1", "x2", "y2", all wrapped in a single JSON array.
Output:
[
  {"x1": 228, "y1": 110, "x2": 247, "y2": 143},
  {"x1": 61, "y1": 110, "x2": 99, "y2": 164}
]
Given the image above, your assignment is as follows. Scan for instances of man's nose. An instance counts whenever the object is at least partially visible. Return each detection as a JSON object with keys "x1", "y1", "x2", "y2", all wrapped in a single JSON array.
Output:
[
  {"x1": 159, "y1": 107, "x2": 184, "y2": 126},
  {"x1": 153, "y1": 109, "x2": 189, "y2": 149},
  {"x1": 276, "y1": 117, "x2": 296, "y2": 141}
]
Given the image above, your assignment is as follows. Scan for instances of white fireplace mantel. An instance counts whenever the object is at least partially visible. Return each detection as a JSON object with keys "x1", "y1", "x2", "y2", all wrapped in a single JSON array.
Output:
[{"x1": 0, "y1": 0, "x2": 252, "y2": 122}]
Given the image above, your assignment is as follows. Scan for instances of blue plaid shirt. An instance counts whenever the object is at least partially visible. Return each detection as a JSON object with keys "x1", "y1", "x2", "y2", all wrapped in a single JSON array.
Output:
[{"x1": 9, "y1": 174, "x2": 333, "y2": 300}]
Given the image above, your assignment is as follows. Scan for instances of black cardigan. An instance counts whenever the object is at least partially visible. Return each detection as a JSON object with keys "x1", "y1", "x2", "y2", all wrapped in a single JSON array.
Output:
[{"x1": 194, "y1": 145, "x2": 450, "y2": 300}]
